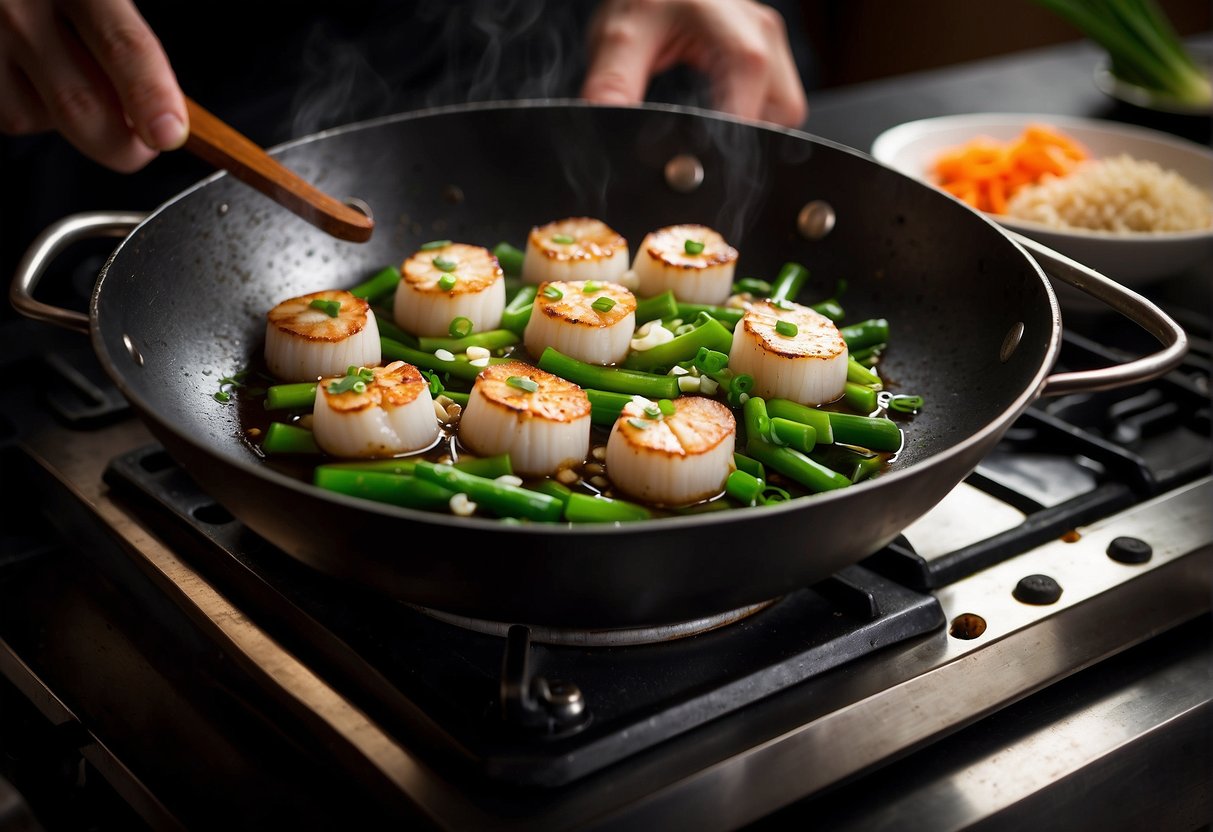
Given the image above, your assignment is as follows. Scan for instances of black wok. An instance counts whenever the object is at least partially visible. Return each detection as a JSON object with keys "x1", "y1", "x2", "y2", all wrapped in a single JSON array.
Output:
[{"x1": 11, "y1": 101, "x2": 1187, "y2": 628}]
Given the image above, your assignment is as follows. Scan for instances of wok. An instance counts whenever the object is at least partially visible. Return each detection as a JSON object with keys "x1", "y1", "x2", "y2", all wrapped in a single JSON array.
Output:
[{"x1": 11, "y1": 101, "x2": 1187, "y2": 628}]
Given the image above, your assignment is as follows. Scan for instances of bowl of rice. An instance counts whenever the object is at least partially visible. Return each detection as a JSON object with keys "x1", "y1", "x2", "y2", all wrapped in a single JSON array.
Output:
[{"x1": 870, "y1": 113, "x2": 1213, "y2": 289}]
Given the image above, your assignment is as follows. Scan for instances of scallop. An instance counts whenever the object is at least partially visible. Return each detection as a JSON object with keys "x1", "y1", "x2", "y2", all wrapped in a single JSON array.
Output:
[
  {"x1": 524, "y1": 280, "x2": 637, "y2": 365},
  {"x1": 265, "y1": 289, "x2": 381, "y2": 383},
  {"x1": 521, "y1": 217, "x2": 630, "y2": 286},
  {"x1": 605, "y1": 395, "x2": 736, "y2": 506},
  {"x1": 311, "y1": 361, "x2": 440, "y2": 458},
  {"x1": 631, "y1": 224, "x2": 738, "y2": 304},
  {"x1": 728, "y1": 299, "x2": 848, "y2": 405},
  {"x1": 458, "y1": 360, "x2": 592, "y2": 477},
  {"x1": 394, "y1": 242, "x2": 505, "y2": 337}
]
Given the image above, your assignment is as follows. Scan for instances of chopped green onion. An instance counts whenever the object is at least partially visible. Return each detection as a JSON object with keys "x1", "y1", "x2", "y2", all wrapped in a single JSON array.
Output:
[
  {"x1": 432, "y1": 255, "x2": 457, "y2": 272},
  {"x1": 563, "y1": 492, "x2": 652, "y2": 522},
  {"x1": 684, "y1": 239, "x2": 705, "y2": 255},
  {"x1": 888, "y1": 394, "x2": 924, "y2": 414},
  {"x1": 643, "y1": 403, "x2": 662, "y2": 419},
  {"x1": 658, "y1": 399, "x2": 676, "y2": 417},
  {"x1": 775, "y1": 320, "x2": 798, "y2": 337},
  {"x1": 309, "y1": 298, "x2": 341, "y2": 317},
  {"x1": 438, "y1": 273, "x2": 458, "y2": 291},
  {"x1": 501, "y1": 285, "x2": 538, "y2": 335},
  {"x1": 327, "y1": 374, "x2": 368, "y2": 395},
  {"x1": 634, "y1": 291, "x2": 678, "y2": 324},
  {"x1": 769, "y1": 262, "x2": 809, "y2": 303},
  {"x1": 627, "y1": 418, "x2": 651, "y2": 430},
  {"x1": 551, "y1": 233, "x2": 575, "y2": 244},
  {"x1": 507, "y1": 375, "x2": 538, "y2": 393},
  {"x1": 542, "y1": 285, "x2": 564, "y2": 300},
  {"x1": 694, "y1": 347, "x2": 729, "y2": 375},
  {"x1": 725, "y1": 469, "x2": 764, "y2": 506},
  {"x1": 263, "y1": 422, "x2": 320, "y2": 455},
  {"x1": 582, "y1": 281, "x2": 601, "y2": 293},
  {"x1": 420, "y1": 239, "x2": 452, "y2": 251},
  {"x1": 448, "y1": 316, "x2": 473, "y2": 338},
  {"x1": 591, "y1": 296, "x2": 616, "y2": 313},
  {"x1": 213, "y1": 391, "x2": 231, "y2": 403},
  {"x1": 734, "y1": 277, "x2": 772, "y2": 295},
  {"x1": 265, "y1": 382, "x2": 317, "y2": 411},
  {"x1": 349, "y1": 265, "x2": 400, "y2": 304}
]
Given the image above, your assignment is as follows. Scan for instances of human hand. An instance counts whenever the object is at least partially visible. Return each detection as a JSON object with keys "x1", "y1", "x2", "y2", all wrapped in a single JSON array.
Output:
[
  {"x1": 580, "y1": 0, "x2": 808, "y2": 127},
  {"x1": 0, "y1": 0, "x2": 187, "y2": 172}
]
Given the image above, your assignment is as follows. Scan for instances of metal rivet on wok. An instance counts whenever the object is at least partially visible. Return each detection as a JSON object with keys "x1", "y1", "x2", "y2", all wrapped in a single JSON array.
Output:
[
  {"x1": 122, "y1": 333, "x2": 144, "y2": 366},
  {"x1": 665, "y1": 154, "x2": 704, "y2": 193},
  {"x1": 1001, "y1": 321, "x2": 1025, "y2": 363},
  {"x1": 344, "y1": 197, "x2": 373, "y2": 222},
  {"x1": 797, "y1": 200, "x2": 835, "y2": 240}
]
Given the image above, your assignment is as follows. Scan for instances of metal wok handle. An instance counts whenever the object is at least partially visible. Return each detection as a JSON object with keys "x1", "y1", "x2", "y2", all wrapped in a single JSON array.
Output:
[
  {"x1": 1011, "y1": 232, "x2": 1190, "y2": 396},
  {"x1": 9, "y1": 211, "x2": 146, "y2": 334}
]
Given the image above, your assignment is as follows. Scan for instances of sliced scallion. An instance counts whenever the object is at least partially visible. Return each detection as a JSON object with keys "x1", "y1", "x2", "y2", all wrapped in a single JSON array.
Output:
[
  {"x1": 432, "y1": 255, "x2": 457, "y2": 272},
  {"x1": 420, "y1": 239, "x2": 452, "y2": 251},
  {"x1": 438, "y1": 273, "x2": 457, "y2": 291},
  {"x1": 551, "y1": 234, "x2": 575, "y2": 244},
  {"x1": 448, "y1": 316, "x2": 473, "y2": 338},
  {"x1": 591, "y1": 296, "x2": 616, "y2": 313},
  {"x1": 309, "y1": 298, "x2": 341, "y2": 317},
  {"x1": 684, "y1": 239, "x2": 705, "y2": 255},
  {"x1": 507, "y1": 375, "x2": 538, "y2": 393},
  {"x1": 775, "y1": 320, "x2": 798, "y2": 337},
  {"x1": 542, "y1": 285, "x2": 564, "y2": 300}
]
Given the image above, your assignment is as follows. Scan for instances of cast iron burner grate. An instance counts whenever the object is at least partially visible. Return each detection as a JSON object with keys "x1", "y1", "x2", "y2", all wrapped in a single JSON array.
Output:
[{"x1": 102, "y1": 445, "x2": 944, "y2": 787}]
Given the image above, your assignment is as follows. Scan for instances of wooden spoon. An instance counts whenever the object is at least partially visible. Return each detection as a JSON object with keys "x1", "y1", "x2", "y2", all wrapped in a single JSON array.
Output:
[{"x1": 183, "y1": 97, "x2": 374, "y2": 243}]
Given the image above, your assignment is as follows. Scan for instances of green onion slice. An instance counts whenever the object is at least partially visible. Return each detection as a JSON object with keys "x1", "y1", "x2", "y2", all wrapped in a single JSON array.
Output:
[
  {"x1": 309, "y1": 298, "x2": 341, "y2": 317},
  {"x1": 448, "y1": 316, "x2": 473, "y2": 338},
  {"x1": 684, "y1": 239, "x2": 705, "y2": 255},
  {"x1": 582, "y1": 281, "x2": 601, "y2": 293},
  {"x1": 888, "y1": 394, "x2": 924, "y2": 413},
  {"x1": 432, "y1": 255, "x2": 457, "y2": 272},
  {"x1": 542, "y1": 285, "x2": 564, "y2": 300},
  {"x1": 591, "y1": 296, "x2": 616, "y2": 313},
  {"x1": 643, "y1": 403, "x2": 662, "y2": 419},
  {"x1": 551, "y1": 234, "x2": 575, "y2": 244},
  {"x1": 438, "y1": 273, "x2": 458, "y2": 291},
  {"x1": 658, "y1": 399, "x2": 676, "y2": 416},
  {"x1": 420, "y1": 239, "x2": 451, "y2": 251},
  {"x1": 507, "y1": 375, "x2": 539, "y2": 393},
  {"x1": 775, "y1": 320, "x2": 799, "y2": 337},
  {"x1": 627, "y1": 418, "x2": 650, "y2": 430}
]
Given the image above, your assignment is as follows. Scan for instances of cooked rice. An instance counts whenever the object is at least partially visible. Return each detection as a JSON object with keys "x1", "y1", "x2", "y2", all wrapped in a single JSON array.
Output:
[{"x1": 1006, "y1": 153, "x2": 1213, "y2": 233}]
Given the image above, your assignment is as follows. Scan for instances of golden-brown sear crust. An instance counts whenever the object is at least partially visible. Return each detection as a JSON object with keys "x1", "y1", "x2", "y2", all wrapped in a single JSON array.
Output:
[
  {"x1": 402, "y1": 242, "x2": 502, "y2": 295},
  {"x1": 321, "y1": 361, "x2": 428, "y2": 413},
  {"x1": 641, "y1": 224, "x2": 738, "y2": 269},
  {"x1": 267, "y1": 290, "x2": 369, "y2": 342},
  {"x1": 616, "y1": 396, "x2": 736, "y2": 458},
  {"x1": 473, "y1": 360, "x2": 591, "y2": 422},
  {"x1": 534, "y1": 281, "x2": 636, "y2": 328},
  {"x1": 529, "y1": 217, "x2": 627, "y2": 262},
  {"x1": 740, "y1": 300, "x2": 847, "y2": 359}
]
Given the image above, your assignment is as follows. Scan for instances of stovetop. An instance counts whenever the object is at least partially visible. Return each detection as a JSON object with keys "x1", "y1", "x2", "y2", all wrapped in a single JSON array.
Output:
[{"x1": 1, "y1": 272, "x2": 1210, "y2": 829}]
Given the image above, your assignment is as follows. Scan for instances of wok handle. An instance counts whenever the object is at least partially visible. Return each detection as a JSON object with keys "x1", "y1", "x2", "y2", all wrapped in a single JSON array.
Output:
[
  {"x1": 1012, "y1": 232, "x2": 1190, "y2": 396},
  {"x1": 9, "y1": 211, "x2": 145, "y2": 335}
]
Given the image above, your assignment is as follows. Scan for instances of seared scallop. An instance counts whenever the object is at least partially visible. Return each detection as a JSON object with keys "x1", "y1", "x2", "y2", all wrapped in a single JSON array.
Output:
[
  {"x1": 728, "y1": 299, "x2": 848, "y2": 405},
  {"x1": 394, "y1": 242, "x2": 505, "y2": 337},
  {"x1": 524, "y1": 280, "x2": 637, "y2": 365},
  {"x1": 605, "y1": 395, "x2": 736, "y2": 506},
  {"x1": 458, "y1": 360, "x2": 592, "y2": 477},
  {"x1": 631, "y1": 224, "x2": 738, "y2": 305},
  {"x1": 265, "y1": 289, "x2": 381, "y2": 383},
  {"x1": 311, "y1": 361, "x2": 440, "y2": 458},
  {"x1": 521, "y1": 217, "x2": 629, "y2": 285}
]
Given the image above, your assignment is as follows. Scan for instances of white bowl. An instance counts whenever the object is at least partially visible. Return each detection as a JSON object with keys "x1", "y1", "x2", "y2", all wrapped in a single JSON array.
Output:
[{"x1": 870, "y1": 113, "x2": 1213, "y2": 289}]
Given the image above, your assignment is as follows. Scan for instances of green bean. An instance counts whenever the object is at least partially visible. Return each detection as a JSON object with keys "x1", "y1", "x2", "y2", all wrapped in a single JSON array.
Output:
[
  {"x1": 725, "y1": 469, "x2": 765, "y2": 506},
  {"x1": 381, "y1": 337, "x2": 507, "y2": 382},
  {"x1": 827, "y1": 412, "x2": 902, "y2": 452},
  {"x1": 586, "y1": 388, "x2": 633, "y2": 426},
  {"x1": 733, "y1": 452, "x2": 765, "y2": 480},
  {"x1": 265, "y1": 382, "x2": 316, "y2": 411},
  {"x1": 528, "y1": 479, "x2": 573, "y2": 507},
  {"x1": 564, "y1": 492, "x2": 652, "y2": 522},
  {"x1": 417, "y1": 329, "x2": 520, "y2": 353},
  {"x1": 847, "y1": 356, "x2": 883, "y2": 387},
  {"x1": 840, "y1": 318, "x2": 890, "y2": 351},
  {"x1": 538, "y1": 347, "x2": 680, "y2": 399},
  {"x1": 413, "y1": 461, "x2": 563, "y2": 521},
  {"x1": 313, "y1": 468, "x2": 454, "y2": 510},
  {"x1": 262, "y1": 422, "x2": 319, "y2": 455},
  {"x1": 809, "y1": 299, "x2": 846, "y2": 322},
  {"x1": 622, "y1": 316, "x2": 733, "y2": 373},
  {"x1": 673, "y1": 302, "x2": 745, "y2": 330},
  {"x1": 733, "y1": 277, "x2": 772, "y2": 296},
  {"x1": 765, "y1": 398, "x2": 834, "y2": 444},
  {"x1": 743, "y1": 395, "x2": 771, "y2": 442},
  {"x1": 438, "y1": 390, "x2": 470, "y2": 407},
  {"x1": 376, "y1": 316, "x2": 418, "y2": 347},
  {"x1": 810, "y1": 445, "x2": 884, "y2": 483},
  {"x1": 500, "y1": 285, "x2": 538, "y2": 335},
  {"x1": 319, "y1": 454, "x2": 512, "y2": 479},
  {"x1": 746, "y1": 437, "x2": 852, "y2": 493},
  {"x1": 634, "y1": 291, "x2": 678, "y2": 324},
  {"x1": 843, "y1": 382, "x2": 879, "y2": 414},
  {"x1": 850, "y1": 343, "x2": 886, "y2": 367},
  {"x1": 349, "y1": 265, "x2": 400, "y2": 305},
  {"x1": 769, "y1": 417, "x2": 817, "y2": 453},
  {"x1": 769, "y1": 262, "x2": 810, "y2": 303},
  {"x1": 493, "y1": 242, "x2": 525, "y2": 277}
]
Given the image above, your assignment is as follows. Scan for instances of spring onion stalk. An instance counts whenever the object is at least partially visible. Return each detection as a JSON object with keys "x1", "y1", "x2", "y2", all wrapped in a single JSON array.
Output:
[
  {"x1": 809, "y1": 299, "x2": 845, "y2": 322},
  {"x1": 840, "y1": 318, "x2": 890, "y2": 351},
  {"x1": 635, "y1": 291, "x2": 679, "y2": 324},
  {"x1": 1032, "y1": 0, "x2": 1211, "y2": 106},
  {"x1": 769, "y1": 418, "x2": 817, "y2": 454},
  {"x1": 810, "y1": 445, "x2": 884, "y2": 483},
  {"x1": 313, "y1": 468, "x2": 455, "y2": 510},
  {"x1": 746, "y1": 437, "x2": 853, "y2": 493},
  {"x1": 493, "y1": 242, "x2": 526, "y2": 277},
  {"x1": 743, "y1": 395, "x2": 772, "y2": 442},
  {"x1": 375, "y1": 316, "x2": 418, "y2": 347},
  {"x1": 413, "y1": 461, "x2": 563, "y2": 521},
  {"x1": 768, "y1": 262, "x2": 810, "y2": 303},
  {"x1": 733, "y1": 452, "x2": 765, "y2": 480},
  {"x1": 764, "y1": 398, "x2": 835, "y2": 444},
  {"x1": 417, "y1": 329, "x2": 520, "y2": 353},
  {"x1": 439, "y1": 390, "x2": 470, "y2": 407},
  {"x1": 693, "y1": 347, "x2": 729, "y2": 375},
  {"x1": 734, "y1": 277, "x2": 772, "y2": 296},
  {"x1": 265, "y1": 382, "x2": 317, "y2": 411},
  {"x1": 563, "y1": 492, "x2": 652, "y2": 522},
  {"x1": 761, "y1": 484, "x2": 793, "y2": 505},
  {"x1": 673, "y1": 302, "x2": 745, "y2": 330},
  {"x1": 850, "y1": 343, "x2": 886, "y2": 367},
  {"x1": 843, "y1": 382, "x2": 879, "y2": 414},
  {"x1": 349, "y1": 265, "x2": 401, "y2": 304},
  {"x1": 501, "y1": 285, "x2": 538, "y2": 335},
  {"x1": 318, "y1": 456, "x2": 512, "y2": 479},
  {"x1": 725, "y1": 469, "x2": 765, "y2": 506},
  {"x1": 827, "y1": 412, "x2": 902, "y2": 452},
  {"x1": 586, "y1": 388, "x2": 634, "y2": 426},
  {"x1": 382, "y1": 337, "x2": 507, "y2": 382},
  {"x1": 262, "y1": 422, "x2": 320, "y2": 455},
  {"x1": 528, "y1": 479, "x2": 573, "y2": 507},
  {"x1": 847, "y1": 356, "x2": 883, "y2": 387},
  {"x1": 622, "y1": 316, "x2": 733, "y2": 373},
  {"x1": 537, "y1": 347, "x2": 681, "y2": 399}
]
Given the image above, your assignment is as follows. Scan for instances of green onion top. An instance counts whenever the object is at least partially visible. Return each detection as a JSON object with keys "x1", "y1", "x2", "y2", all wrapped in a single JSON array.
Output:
[
  {"x1": 309, "y1": 298, "x2": 341, "y2": 317},
  {"x1": 420, "y1": 239, "x2": 452, "y2": 251},
  {"x1": 448, "y1": 316, "x2": 473, "y2": 338},
  {"x1": 684, "y1": 239, "x2": 705, "y2": 255},
  {"x1": 432, "y1": 255, "x2": 457, "y2": 272},
  {"x1": 658, "y1": 399, "x2": 676, "y2": 416},
  {"x1": 327, "y1": 370, "x2": 370, "y2": 395},
  {"x1": 438, "y1": 273, "x2": 458, "y2": 291},
  {"x1": 551, "y1": 234, "x2": 575, "y2": 244},
  {"x1": 775, "y1": 320, "x2": 799, "y2": 337},
  {"x1": 542, "y1": 285, "x2": 564, "y2": 300},
  {"x1": 591, "y1": 296, "x2": 616, "y2": 313},
  {"x1": 507, "y1": 375, "x2": 539, "y2": 393},
  {"x1": 582, "y1": 281, "x2": 601, "y2": 293}
]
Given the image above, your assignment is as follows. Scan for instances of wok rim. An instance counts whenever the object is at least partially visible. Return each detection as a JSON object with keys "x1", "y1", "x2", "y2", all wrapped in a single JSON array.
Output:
[{"x1": 90, "y1": 98, "x2": 1064, "y2": 538}]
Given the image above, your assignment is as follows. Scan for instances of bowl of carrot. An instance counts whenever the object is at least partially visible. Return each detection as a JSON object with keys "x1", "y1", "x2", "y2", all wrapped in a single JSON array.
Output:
[{"x1": 870, "y1": 113, "x2": 1213, "y2": 291}]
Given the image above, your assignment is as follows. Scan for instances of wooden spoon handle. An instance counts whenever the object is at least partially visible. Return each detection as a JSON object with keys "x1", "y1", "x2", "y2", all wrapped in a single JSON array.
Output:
[{"x1": 183, "y1": 97, "x2": 374, "y2": 243}]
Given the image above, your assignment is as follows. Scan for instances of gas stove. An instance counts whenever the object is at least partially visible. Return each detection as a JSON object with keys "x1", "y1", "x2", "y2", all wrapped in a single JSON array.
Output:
[{"x1": 0, "y1": 261, "x2": 1209, "y2": 830}]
